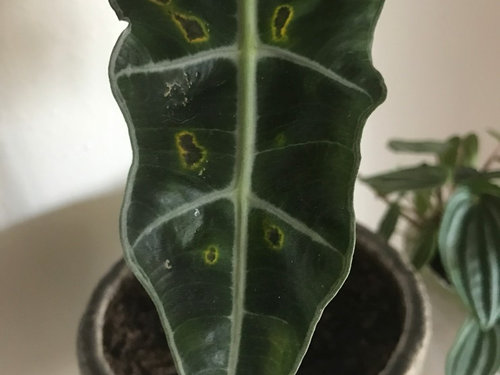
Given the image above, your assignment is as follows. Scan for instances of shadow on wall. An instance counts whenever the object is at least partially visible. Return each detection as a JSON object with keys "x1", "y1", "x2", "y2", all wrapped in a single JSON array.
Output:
[{"x1": 0, "y1": 190, "x2": 125, "y2": 375}]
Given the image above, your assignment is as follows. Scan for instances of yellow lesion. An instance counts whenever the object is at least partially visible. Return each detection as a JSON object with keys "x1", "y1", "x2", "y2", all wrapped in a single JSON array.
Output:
[
  {"x1": 172, "y1": 12, "x2": 209, "y2": 43},
  {"x1": 271, "y1": 5, "x2": 294, "y2": 42},
  {"x1": 274, "y1": 132, "x2": 287, "y2": 147},
  {"x1": 264, "y1": 223, "x2": 285, "y2": 251},
  {"x1": 203, "y1": 245, "x2": 219, "y2": 265},
  {"x1": 175, "y1": 131, "x2": 207, "y2": 170}
]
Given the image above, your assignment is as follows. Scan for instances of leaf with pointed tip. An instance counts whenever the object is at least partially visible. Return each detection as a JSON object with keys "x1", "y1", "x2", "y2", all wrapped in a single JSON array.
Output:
[
  {"x1": 439, "y1": 136, "x2": 461, "y2": 169},
  {"x1": 377, "y1": 203, "x2": 400, "y2": 241},
  {"x1": 387, "y1": 139, "x2": 450, "y2": 154},
  {"x1": 439, "y1": 187, "x2": 500, "y2": 328},
  {"x1": 461, "y1": 133, "x2": 479, "y2": 168},
  {"x1": 455, "y1": 168, "x2": 500, "y2": 185},
  {"x1": 361, "y1": 165, "x2": 448, "y2": 195},
  {"x1": 108, "y1": 0, "x2": 386, "y2": 374},
  {"x1": 410, "y1": 222, "x2": 438, "y2": 270},
  {"x1": 446, "y1": 318, "x2": 500, "y2": 375}
]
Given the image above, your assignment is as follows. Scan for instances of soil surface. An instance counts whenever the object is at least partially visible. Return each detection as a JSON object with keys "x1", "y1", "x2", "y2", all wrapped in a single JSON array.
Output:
[{"x1": 103, "y1": 245, "x2": 404, "y2": 375}]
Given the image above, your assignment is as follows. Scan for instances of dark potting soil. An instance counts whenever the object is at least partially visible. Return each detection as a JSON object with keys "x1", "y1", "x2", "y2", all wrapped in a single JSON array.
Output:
[{"x1": 103, "y1": 245, "x2": 405, "y2": 375}]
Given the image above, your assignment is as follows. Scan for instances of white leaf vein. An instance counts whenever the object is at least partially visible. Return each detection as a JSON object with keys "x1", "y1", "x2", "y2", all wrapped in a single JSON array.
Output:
[
  {"x1": 113, "y1": 44, "x2": 370, "y2": 98},
  {"x1": 258, "y1": 45, "x2": 371, "y2": 97},
  {"x1": 115, "y1": 45, "x2": 238, "y2": 79},
  {"x1": 131, "y1": 188, "x2": 233, "y2": 249},
  {"x1": 256, "y1": 140, "x2": 352, "y2": 156}
]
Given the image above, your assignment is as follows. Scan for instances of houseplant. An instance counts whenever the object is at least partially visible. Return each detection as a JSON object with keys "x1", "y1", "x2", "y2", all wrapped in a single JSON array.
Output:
[
  {"x1": 78, "y1": 0, "x2": 429, "y2": 374},
  {"x1": 361, "y1": 131, "x2": 500, "y2": 375}
]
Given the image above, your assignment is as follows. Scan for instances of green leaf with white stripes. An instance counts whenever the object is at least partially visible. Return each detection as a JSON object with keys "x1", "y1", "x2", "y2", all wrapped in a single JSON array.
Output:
[
  {"x1": 439, "y1": 187, "x2": 500, "y2": 328},
  {"x1": 446, "y1": 318, "x2": 500, "y2": 375},
  {"x1": 109, "y1": 0, "x2": 386, "y2": 374}
]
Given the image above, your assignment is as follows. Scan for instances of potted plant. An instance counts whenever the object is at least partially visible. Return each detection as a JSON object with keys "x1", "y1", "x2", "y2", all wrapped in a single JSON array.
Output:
[
  {"x1": 361, "y1": 131, "x2": 500, "y2": 375},
  {"x1": 78, "y1": 0, "x2": 430, "y2": 374}
]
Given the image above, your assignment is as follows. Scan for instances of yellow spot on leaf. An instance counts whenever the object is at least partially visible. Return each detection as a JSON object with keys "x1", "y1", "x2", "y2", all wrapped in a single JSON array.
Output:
[
  {"x1": 274, "y1": 132, "x2": 287, "y2": 147},
  {"x1": 271, "y1": 5, "x2": 294, "y2": 41},
  {"x1": 172, "y1": 13, "x2": 209, "y2": 43},
  {"x1": 175, "y1": 131, "x2": 207, "y2": 170},
  {"x1": 264, "y1": 224, "x2": 285, "y2": 250},
  {"x1": 203, "y1": 245, "x2": 219, "y2": 265}
]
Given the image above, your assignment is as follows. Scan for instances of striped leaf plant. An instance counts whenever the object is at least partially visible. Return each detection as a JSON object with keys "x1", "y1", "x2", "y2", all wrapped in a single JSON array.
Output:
[
  {"x1": 108, "y1": 0, "x2": 386, "y2": 374},
  {"x1": 362, "y1": 132, "x2": 500, "y2": 375}
]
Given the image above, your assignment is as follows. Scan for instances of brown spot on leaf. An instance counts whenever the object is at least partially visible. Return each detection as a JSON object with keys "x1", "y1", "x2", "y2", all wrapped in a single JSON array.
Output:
[
  {"x1": 173, "y1": 13, "x2": 209, "y2": 43},
  {"x1": 175, "y1": 131, "x2": 207, "y2": 170},
  {"x1": 203, "y1": 245, "x2": 219, "y2": 265},
  {"x1": 272, "y1": 5, "x2": 293, "y2": 41},
  {"x1": 265, "y1": 225, "x2": 285, "y2": 250}
]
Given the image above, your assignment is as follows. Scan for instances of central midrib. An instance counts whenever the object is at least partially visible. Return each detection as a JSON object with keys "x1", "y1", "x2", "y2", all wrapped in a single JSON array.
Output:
[{"x1": 228, "y1": 0, "x2": 258, "y2": 373}]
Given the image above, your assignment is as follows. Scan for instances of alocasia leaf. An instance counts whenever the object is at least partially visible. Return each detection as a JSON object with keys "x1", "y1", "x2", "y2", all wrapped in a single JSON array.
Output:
[{"x1": 108, "y1": 0, "x2": 385, "y2": 374}]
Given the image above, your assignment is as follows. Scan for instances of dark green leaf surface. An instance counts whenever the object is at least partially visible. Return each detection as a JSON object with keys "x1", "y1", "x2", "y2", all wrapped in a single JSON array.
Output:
[
  {"x1": 109, "y1": 0, "x2": 385, "y2": 374},
  {"x1": 439, "y1": 188, "x2": 500, "y2": 328},
  {"x1": 361, "y1": 165, "x2": 447, "y2": 195},
  {"x1": 377, "y1": 203, "x2": 400, "y2": 241},
  {"x1": 446, "y1": 318, "x2": 500, "y2": 375}
]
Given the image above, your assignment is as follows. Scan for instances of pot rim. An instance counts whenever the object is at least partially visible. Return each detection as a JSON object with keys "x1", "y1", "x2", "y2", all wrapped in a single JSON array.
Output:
[
  {"x1": 356, "y1": 225, "x2": 431, "y2": 375},
  {"x1": 77, "y1": 224, "x2": 431, "y2": 375}
]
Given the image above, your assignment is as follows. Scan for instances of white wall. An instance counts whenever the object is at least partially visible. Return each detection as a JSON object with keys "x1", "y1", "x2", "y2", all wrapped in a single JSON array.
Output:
[
  {"x1": 0, "y1": 1, "x2": 499, "y2": 374},
  {"x1": 0, "y1": 0, "x2": 130, "y2": 230},
  {"x1": 0, "y1": 1, "x2": 499, "y2": 230},
  {"x1": 356, "y1": 0, "x2": 500, "y2": 229}
]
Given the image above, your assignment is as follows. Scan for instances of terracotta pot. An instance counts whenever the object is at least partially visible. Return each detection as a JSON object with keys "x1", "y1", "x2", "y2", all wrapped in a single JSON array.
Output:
[{"x1": 77, "y1": 225, "x2": 430, "y2": 375}]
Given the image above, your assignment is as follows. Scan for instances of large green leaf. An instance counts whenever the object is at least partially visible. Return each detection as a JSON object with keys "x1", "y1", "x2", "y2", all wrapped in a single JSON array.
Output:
[
  {"x1": 109, "y1": 0, "x2": 385, "y2": 374},
  {"x1": 361, "y1": 164, "x2": 448, "y2": 195},
  {"x1": 439, "y1": 187, "x2": 500, "y2": 328},
  {"x1": 446, "y1": 318, "x2": 500, "y2": 375}
]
